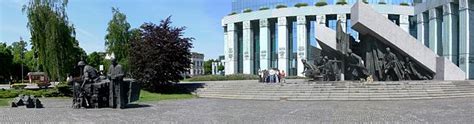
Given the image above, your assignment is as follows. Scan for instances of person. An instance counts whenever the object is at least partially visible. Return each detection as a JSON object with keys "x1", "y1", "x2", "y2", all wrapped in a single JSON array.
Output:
[
  {"x1": 268, "y1": 69, "x2": 275, "y2": 83},
  {"x1": 280, "y1": 70, "x2": 286, "y2": 83},
  {"x1": 108, "y1": 58, "x2": 125, "y2": 109},
  {"x1": 257, "y1": 68, "x2": 263, "y2": 82}
]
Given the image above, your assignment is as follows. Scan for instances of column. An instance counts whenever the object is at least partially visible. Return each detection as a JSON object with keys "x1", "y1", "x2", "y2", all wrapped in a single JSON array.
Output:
[
  {"x1": 223, "y1": 25, "x2": 229, "y2": 74},
  {"x1": 242, "y1": 20, "x2": 254, "y2": 74},
  {"x1": 400, "y1": 15, "x2": 410, "y2": 33},
  {"x1": 259, "y1": 19, "x2": 271, "y2": 70},
  {"x1": 442, "y1": 3, "x2": 458, "y2": 63},
  {"x1": 416, "y1": 13, "x2": 425, "y2": 43},
  {"x1": 226, "y1": 23, "x2": 238, "y2": 75},
  {"x1": 428, "y1": 9, "x2": 440, "y2": 55},
  {"x1": 317, "y1": 15, "x2": 326, "y2": 25},
  {"x1": 337, "y1": 14, "x2": 347, "y2": 32},
  {"x1": 459, "y1": 0, "x2": 471, "y2": 78},
  {"x1": 296, "y1": 16, "x2": 308, "y2": 77},
  {"x1": 278, "y1": 17, "x2": 289, "y2": 73}
]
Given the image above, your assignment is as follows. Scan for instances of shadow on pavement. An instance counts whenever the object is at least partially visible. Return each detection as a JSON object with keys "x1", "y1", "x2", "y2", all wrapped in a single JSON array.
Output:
[{"x1": 124, "y1": 104, "x2": 151, "y2": 109}]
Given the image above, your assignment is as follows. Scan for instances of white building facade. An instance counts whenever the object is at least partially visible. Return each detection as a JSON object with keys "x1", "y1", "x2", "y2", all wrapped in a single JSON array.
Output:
[
  {"x1": 414, "y1": 0, "x2": 474, "y2": 79},
  {"x1": 190, "y1": 52, "x2": 204, "y2": 76},
  {"x1": 223, "y1": 0, "x2": 417, "y2": 76}
]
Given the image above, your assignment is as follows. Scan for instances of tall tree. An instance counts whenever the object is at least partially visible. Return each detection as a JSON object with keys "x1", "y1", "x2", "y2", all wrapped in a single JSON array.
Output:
[
  {"x1": 203, "y1": 59, "x2": 215, "y2": 75},
  {"x1": 129, "y1": 17, "x2": 193, "y2": 92},
  {"x1": 105, "y1": 7, "x2": 131, "y2": 70},
  {"x1": 8, "y1": 38, "x2": 29, "y2": 81},
  {"x1": 23, "y1": 0, "x2": 85, "y2": 81},
  {"x1": 87, "y1": 52, "x2": 105, "y2": 69},
  {"x1": 0, "y1": 42, "x2": 13, "y2": 81}
]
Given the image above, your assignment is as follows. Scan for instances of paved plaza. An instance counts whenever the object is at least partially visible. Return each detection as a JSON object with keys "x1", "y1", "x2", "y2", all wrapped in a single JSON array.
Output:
[{"x1": 0, "y1": 97, "x2": 473, "y2": 123}]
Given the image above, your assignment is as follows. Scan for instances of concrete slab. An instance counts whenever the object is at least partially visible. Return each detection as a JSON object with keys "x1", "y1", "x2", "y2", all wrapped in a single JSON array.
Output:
[{"x1": 350, "y1": 1, "x2": 466, "y2": 80}]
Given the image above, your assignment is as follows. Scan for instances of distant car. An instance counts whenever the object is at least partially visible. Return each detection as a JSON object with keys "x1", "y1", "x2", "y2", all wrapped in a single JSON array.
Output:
[{"x1": 27, "y1": 72, "x2": 50, "y2": 89}]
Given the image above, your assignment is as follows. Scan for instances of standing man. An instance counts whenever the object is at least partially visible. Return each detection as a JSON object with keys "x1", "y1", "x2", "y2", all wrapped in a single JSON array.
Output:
[{"x1": 108, "y1": 58, "x2": 125, "y2": 109}]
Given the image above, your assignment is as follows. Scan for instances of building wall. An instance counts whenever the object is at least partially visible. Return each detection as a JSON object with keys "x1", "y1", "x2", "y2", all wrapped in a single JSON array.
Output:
[
  {"x1": 415, "y1": 0, "x2": 473, "y2": 79},
  {"x1": 190, "y1": 52, "x2": 204, "y2": 76},
  {"x1": 223, "y1": 2, "x2": 415, "y2": 76}
]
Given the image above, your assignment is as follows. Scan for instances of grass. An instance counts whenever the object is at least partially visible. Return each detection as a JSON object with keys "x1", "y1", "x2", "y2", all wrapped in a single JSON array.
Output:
[
  {"x1": 137, "y1": 90, "x2": 195, "y2": 102},
  {"x1": 0, "y1": 98, "x2": 9, "y2": 107}
]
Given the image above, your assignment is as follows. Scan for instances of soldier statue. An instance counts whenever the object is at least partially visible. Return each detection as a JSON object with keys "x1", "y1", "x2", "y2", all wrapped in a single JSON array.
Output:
[
  {"x1": 383, "y1": 47, "x2": 403, "y2": 81},
  {"x1": 74, "y1": 61, "x2": 99, "y2": 108},
  {"x1": 346, "y1": 49, "x2": 369, "y2": 80},
  {"x1": 108, "y1": 58, "x2": 125, "y2": 109}
]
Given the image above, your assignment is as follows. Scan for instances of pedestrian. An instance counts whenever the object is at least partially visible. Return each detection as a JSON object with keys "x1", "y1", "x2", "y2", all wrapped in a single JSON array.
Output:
[
  {"x1": 280, "y1": 70, "x2": 286, "y2": 83},
  {"x1": 258, "y1": 68, "x2": 263, "y2": 82}
]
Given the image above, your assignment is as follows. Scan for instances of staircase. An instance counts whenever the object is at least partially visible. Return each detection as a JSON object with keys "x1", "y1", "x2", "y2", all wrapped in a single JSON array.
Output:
[{"x1": 195, "y1": 80, "x2": 474, "y2": 101}]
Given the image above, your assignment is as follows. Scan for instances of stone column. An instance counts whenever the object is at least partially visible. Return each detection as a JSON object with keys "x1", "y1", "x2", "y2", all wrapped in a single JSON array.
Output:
[
  {"x1": 442, "y1": 3, "x2": 459, "y2": 63},
  {"x1": 259, "y1": 19, "x2": 271, "y2": 70},
  {"x1": 400, "y1": 15, "x2": 410, "y2": 33},
  {"x1": 337, "y1": 14, "x2": 347, "y2": 32},
  {"x1": 428, "y1": 9, "x2": 440, "y2": 55},
  {"x1": 278, "y1": 17, "x2": 289, "y2": 73},
  {"x1": 242, "y1": 20, "x2": 254, "y2": 74},
  {"x1": 226, "y1": 23, "x2": 238, "y2": 75},
  {"x1": 223, "y1": 26, "x2": 228, "y2": 74},
  {"x1": 459, "y1": 0, "x2": 471, "y2": 78},
  {"x1": 416, "y1": 13, "x2": 426, "y2": 43},
  {"x1": 296, "y1": 16, "x2": 308, "y2": 77}
]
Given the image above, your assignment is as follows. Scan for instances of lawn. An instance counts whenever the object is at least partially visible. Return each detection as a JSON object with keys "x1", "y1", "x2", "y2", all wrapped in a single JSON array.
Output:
[
  {"x1": 0, "y1": 98, "x2": 9, "y2": 107},
  {"x1": 138, "y1": 90, "x2": 195, "y2": 102}
]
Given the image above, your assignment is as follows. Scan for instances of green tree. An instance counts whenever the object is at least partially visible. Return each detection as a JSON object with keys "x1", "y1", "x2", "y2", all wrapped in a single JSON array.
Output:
[
  {"x1": 8, "y1": 38, "x2": 29, "y2": 81},
  {"x1": 105, "y1": 7, "x2": 131, "y2": 70},
  {"x1": 23, "y1": 0, "x2": 85, "y2": 81},
  {"x1": 87, "y1": 52, "x2": 105, "y2": 69},
  {"x1": 203, "y1": 59, "x2": 215, "y2": 75},
  {"x1": 0, "y1": 42, "x2": 13, "y2": 82},
  {"x1": 129, "y1": 17, "x2": 193, "y2": 92}
]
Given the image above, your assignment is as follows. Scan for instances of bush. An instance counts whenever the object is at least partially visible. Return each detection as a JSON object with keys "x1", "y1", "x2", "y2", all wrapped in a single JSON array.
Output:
[
  {"x1": 185, "y1": 74, "x2": 259, "y2": 81},
  {"x1": 378, "y1": 1, "x2": 387, "y2": 4},
  {"x1": 0, "y1": 82, "x2": 72, "y2": 98},
  {"x1": 336, "y1": 0, "x2": 348, "y2": 5},
  {"x1": 363, "y1": 0, "x2": 368, "y2": 4},
  {"x1": 11, "y1": 83, "x2": 27, "y2": 89},
  {"x1": 243, "y1": 8, "x2": 252, "y2": 13},
  {"x1": 294, "y1": 3, "x2": 308, "y2": 8},
  {"x1": 259, "y1": 7, "x2": 269, "y2": 10},
  {"x1": 400, "y1": 2, "x2": 410, "y2": 6},
  {"x1": 275, "y1": 4, "x2": 287, "y2": 9},
  {"x1": 315, "y1": 2, "x2": 328, "y2": 7},
  {"x1": 228, "y1": 12, "x2": 237, "y2": 16}
]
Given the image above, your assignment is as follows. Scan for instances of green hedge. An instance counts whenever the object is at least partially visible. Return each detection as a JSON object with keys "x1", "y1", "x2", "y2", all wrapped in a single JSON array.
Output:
[
  {"x1": 276, "y1": 4, "x2": 287, "y2": 9},
  {"x1": 400, "y1": 2, "x2": 410, "y2": 6},
  {"x1": 243, "y1": 8, "x2": 252, "y2": 13},
  {"x1": 378, "y1": 2, "x2": 387, "y2": 4},
  {"x1": 315, "y1": 2, "x2": 328, "y2": 7},
  {"x1": 336, "y1": 0, "x2": 348, "y2": 5},
  {"x1": 259, "y1": 7, "x2": 269, "y2": 10},
  {"x1": 228, "y1": 12, "x2": 237, "y2": 16},
  {"x1": 185, "y1": 74, "x2": 259, "y2": 82},
  {"x1": 294, "y1": 3, "x2": 308, "y2": 8},
  {"x1": 0, "y1": 82, "x2": 72, "y2": 98}
]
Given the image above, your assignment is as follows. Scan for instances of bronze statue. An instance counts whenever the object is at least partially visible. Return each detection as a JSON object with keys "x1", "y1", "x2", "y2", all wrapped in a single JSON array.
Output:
[
  {"x1": 108, "y1": 58, "x2": 125, "y2": 109},
  {"x1": 383, "y1": 48, "x2": 404, "y2": 81}
]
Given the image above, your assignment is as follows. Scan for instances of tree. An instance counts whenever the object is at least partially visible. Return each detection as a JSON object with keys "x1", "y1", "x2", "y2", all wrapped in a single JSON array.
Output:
[
  {"x1": 23, "y1": 0, "x2": 85, "y2": 81},
  {"x1": 87, "y1": 52, "x2": 105, "y2": 69},
  {"x1": 203, "y1": 59, "x2": 215, "y2": 75},
  {"x1": 105, "y1": 7, "x2": 131, "y2": 70},
  {"x1": 0, "y1": 42, "x2": 13, "y2": 82},
  {"x1": 9, "y1": 38, "x2": 28, "y2": 82},
  {"x1": 129, "y1": 17, "x2": 193, "y2": 92}
]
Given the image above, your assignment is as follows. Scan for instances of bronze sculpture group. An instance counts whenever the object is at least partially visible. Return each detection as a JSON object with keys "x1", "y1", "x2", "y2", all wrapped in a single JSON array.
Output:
[
  {"x1": 70, "y1": 58, "x2": 134, "y2": 109},
  {"x1": 303, "y1": 20, "x2": 433, "y2": 81}
]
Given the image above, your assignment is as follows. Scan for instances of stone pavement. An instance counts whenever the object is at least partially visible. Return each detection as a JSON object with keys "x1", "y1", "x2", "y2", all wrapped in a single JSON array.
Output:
[{"x1": 0, "y1": 97, "x2": 473, "y2": 123}]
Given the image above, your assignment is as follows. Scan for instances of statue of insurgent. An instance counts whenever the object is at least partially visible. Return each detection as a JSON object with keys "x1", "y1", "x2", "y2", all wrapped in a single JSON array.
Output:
[
  {"x1": 75, "y1": 61, "x2": 99, "y2": 108},
  {"x1": 383, "y1": 48, "x2": 403, "y2": 81},
  {"x1": 347, "y1": 50, "x2": 368, "y2": 80},
  {"x1": 403, "y1": 57, "x2": 429, "y2": 80},
  {"x1": 108, "y1": 58, "x2": 125, "y2": 109}
]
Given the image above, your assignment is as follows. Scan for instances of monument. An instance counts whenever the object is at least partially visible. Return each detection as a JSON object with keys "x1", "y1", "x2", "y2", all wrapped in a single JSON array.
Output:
[
  {"x1": 309, "y1": 1, "x2": 466, "y2": 81},
  {"x1": 70, "y1": 60, "x2": 140, "y2": 109}
]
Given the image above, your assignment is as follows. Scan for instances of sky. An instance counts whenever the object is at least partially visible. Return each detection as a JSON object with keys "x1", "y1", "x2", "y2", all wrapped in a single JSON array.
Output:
[{"x1": 0, "y1": 0, "x2": 229, "y2": 60}]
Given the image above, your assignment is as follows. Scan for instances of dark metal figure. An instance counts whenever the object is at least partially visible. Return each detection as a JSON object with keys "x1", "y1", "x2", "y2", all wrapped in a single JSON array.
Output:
[
  {"x1": 108, "y1": 58, "x2": 125, "y2": 109},
  {"x1": 383, "y1": 48, "x2": 404, "y2": 81}
]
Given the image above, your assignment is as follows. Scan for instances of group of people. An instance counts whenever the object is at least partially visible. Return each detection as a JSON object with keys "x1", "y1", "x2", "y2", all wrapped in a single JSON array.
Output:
[{"x1": 257, "y1": 68, "x2": 286, "y2": 83}]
